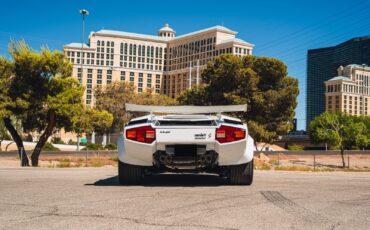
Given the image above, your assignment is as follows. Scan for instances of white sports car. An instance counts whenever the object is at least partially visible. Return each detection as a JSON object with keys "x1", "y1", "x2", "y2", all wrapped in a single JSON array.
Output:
[{"x1": 117, "y1": 104, "x2": 254, "y2": 185}]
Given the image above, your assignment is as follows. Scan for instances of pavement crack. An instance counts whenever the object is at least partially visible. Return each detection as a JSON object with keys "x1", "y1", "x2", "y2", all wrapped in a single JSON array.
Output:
[{"x1": 5, "y1": 208, "x2": 236, "y2": 230}]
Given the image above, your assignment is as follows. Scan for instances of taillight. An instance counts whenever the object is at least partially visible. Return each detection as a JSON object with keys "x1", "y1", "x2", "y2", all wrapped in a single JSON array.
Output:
[
  {"x1": 126, "y1": 125, "x2": 156, "y2": 143},
  {"x1": 216, "y1": 125, "x2": 246, "y2": 143}
]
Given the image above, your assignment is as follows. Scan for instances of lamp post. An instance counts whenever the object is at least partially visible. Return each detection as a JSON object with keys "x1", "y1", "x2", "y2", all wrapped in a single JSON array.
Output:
[
  {"x1": 77, "y1": 9, "x2": 89, "y2": 151},
  {"x1": 79, "y1": 9, "x2": 89, "y2": 73}
]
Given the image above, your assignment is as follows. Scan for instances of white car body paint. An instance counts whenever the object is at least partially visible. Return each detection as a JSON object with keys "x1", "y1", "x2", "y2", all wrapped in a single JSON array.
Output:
[{"x1": 118, "y1": 113, "x2": 254, "y2": 167}]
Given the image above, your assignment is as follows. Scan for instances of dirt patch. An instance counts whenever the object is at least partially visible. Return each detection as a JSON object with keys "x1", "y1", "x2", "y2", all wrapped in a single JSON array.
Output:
[
  {"x1": 0, "y1": 155, "x2": 118, "y2": 168},
  {"x1": 2, "y1": 153, "x2": 370, "y2": 171}
]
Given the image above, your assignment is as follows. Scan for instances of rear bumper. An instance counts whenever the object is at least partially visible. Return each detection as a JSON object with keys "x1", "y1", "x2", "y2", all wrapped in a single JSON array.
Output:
[{"x1": 117, "y1": 134, "x2": 254, "y2": 167}]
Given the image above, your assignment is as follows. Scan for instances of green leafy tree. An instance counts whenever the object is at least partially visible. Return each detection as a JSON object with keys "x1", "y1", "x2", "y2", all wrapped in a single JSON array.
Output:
[
  {"x1": 178, "y1": 54, "x2": 299, "y2": 149},
  {"x1": 95, "y1": 81, "x2": 136, "y2": 131},
  {"x1": 71, "y1": 107, "x2": 113, "y2": 143},
  {"x1": 0, "y1": 41, "x2": 111, "y2": 166},
  {"x1": 0, "y1": 58, "x2": 13, "y2": 152},
  {"x1": 354, "y1": 115, "x2": 370, "y2": 149},
  {"x1": 133, "y1": 89, "x2": 177, "y2": 105},
  {"x1": 309, "y1": 112, "x2": 369, "y2": 167},
  {"x1": 0, "y1": 119, "x2": 11, "y2": 151},
  {"x1": 95, "y1": 83, "x2": 176, "y2": 131}
]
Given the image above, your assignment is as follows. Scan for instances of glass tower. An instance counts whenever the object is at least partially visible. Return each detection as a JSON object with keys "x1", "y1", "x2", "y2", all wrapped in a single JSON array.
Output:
[{"x1": 306, "y1": 36, "x2": 370, "y2": 129}]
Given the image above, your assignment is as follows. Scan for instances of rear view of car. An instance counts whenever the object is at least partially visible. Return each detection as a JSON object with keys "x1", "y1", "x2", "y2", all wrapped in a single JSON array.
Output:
[{"x1": 117, "y1": 104, "x2": 254, "y2": 185}]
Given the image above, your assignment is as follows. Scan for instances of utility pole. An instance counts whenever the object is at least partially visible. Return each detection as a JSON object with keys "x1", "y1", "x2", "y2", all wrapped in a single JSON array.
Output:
[
  {"x1": 196, "y1": 59, "x2": 200, "y2": 87},
  {"x1": 189, "y1": 61, "x2": 192, "y2": 89},
  {"x1": 78, "y1": 9, "x2": 89, "y2": 151}
]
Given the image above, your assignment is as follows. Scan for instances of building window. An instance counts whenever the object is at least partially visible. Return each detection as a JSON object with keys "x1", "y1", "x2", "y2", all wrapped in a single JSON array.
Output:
[{"x1": 120, "y1": 71, "x2": 125, "y2": 81}]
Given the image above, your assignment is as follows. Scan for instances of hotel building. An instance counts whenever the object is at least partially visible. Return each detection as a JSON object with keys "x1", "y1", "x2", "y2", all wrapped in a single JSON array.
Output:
[
  {"x1": 64, "y1": 24, "x2": 254, "y2": 104},
  {"x1": 324, "y1": 64, "x2": 370, "y2": 116},
  {"x1": 306, "y1": 36, "x2": 370, "y2": 129}
]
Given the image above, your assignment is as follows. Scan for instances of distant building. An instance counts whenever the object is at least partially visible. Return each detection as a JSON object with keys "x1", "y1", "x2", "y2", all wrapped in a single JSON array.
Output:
[
  {"x1": 324, "y1": 64, "x2": 370, "y2": 115},
  {"x1": 64, "y1": 24, "x2": 254, "y2": 104},
  {"x1": 306, "y1": 36, "x2": 370, "y2": 129}
]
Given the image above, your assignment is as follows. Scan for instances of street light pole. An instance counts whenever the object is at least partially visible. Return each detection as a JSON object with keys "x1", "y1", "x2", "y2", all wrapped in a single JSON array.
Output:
[
  {"x1": 79, "y1": 9, "x2": 89, "y2": 79},
  {"x1": 77, "y1": 9, "x2": 89, "y2": 151}
]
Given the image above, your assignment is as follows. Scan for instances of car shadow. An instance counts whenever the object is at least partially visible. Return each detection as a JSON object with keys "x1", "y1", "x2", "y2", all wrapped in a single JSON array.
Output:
[{"x1": 86, "y1": 173, "x2": 230, "y2": 187}]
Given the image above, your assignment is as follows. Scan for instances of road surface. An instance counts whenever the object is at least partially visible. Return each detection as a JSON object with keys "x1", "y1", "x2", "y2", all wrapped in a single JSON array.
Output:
[{"x1": 0, "y1": 168, "x2": 369, "y2": 229}]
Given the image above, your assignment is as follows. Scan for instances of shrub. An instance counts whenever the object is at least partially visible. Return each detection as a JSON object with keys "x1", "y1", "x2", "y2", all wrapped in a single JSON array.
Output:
[
  {"x1": 275, "y1": 166, "x2": 311, "y2": 171},
  {"x1": 68, "y1": 139, "x2": 86, "y2": 146},
  {"x1": 42, "y1": 142, "x2": 60, "y2": 151},
  {"x1": 287, "y1": 144, "x2": 304, "y2": 151},
  {"x1": 89, "y1": 158, "x2": 105, "y2": 167},
  {"x1": 51, "y1": 137, "x2": 66, "y2": 145},
  {"x1": 67, "y1": 139, "x2": 76, "y2": 145},
  {"x1": 105, "y1": 143, "x2": 117, "y2": 150},
  {"x1": 269, "y1": 159, "x2": 278, "y2": 165},
  {"x1": 260, "y1": 163, "x2": 271, "y2": 170},
  {"x1": 110, "y1": 156, "x2": 119, "y2": 161},
  {"x1": 81, "y1": 143, "x2": 104, "y2": 150},
  {"x1": 56, "y1": 161, "x2": 71, "y2": 168}
]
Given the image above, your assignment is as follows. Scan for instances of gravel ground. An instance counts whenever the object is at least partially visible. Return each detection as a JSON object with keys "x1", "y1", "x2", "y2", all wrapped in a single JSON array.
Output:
[{"x1": 0, "y1": 168, "x2": 369, "y2": 230}]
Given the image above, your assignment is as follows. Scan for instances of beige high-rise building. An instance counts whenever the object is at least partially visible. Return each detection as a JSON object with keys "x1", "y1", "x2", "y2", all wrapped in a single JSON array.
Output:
[
  {"x1": 324, "y1": 64, "x2": 370, "y2": 116},
  {"x1": 64, "y1": 24, "x2": 254, "y2": 104}
]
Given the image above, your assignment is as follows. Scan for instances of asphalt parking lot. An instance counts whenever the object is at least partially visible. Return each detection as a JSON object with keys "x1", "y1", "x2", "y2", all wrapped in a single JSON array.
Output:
[{"x1": 0, "y1": 168, "x2": 369, "y2": 230}]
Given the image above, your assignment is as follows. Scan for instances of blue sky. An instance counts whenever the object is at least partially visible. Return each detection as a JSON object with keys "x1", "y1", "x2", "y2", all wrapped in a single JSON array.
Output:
[{"x1": 1, "y1": 0, "x2": 370, "y2": 130}]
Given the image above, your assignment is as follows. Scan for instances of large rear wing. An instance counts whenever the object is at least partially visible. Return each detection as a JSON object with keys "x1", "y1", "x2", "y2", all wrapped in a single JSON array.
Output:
[{"x1": 125, "y1": 104, "x2": 247, "y2": 114}]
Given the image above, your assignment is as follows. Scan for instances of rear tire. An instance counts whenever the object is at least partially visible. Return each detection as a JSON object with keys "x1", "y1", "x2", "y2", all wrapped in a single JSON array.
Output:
[
  {"x1": 118, "y1": 160, "x2": 143, "y2": 185},
  {"x1": 228, "y1": 160, "x2": 253, "y2": 185}
]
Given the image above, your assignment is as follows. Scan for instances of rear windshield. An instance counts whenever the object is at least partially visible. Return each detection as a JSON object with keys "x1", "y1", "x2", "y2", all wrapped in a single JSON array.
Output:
[{"x1": 127, "y1": 119, "x2": 148, "y2": 126}]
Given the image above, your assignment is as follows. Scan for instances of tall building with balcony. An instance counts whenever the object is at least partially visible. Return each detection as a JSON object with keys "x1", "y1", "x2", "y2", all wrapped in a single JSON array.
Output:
[
  {"x1": 306, "y1": 36, "x2": 370, "y2": 129},
  {"x1": 324, "y1": 64, "x2": 370, "y2": 116},
  {"x1": 64, "y1": 24, "x2": 254, "y2": 105}
]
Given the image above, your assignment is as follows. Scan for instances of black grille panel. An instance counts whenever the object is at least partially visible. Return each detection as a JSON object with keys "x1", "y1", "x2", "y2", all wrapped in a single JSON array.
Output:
[{"x1": 174, "y1": 145, "x2": 197, "y2": 157}]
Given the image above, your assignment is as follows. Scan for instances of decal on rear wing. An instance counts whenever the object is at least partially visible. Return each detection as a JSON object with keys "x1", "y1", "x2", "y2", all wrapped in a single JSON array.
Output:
[{"x1": 125, "y1": 104, "x2": 247, "y2": 114}]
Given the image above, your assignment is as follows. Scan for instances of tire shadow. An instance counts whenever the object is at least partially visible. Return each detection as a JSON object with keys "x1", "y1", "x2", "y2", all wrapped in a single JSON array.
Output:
[{"x1": 86, "y1": 173, "x2": 230, "y2": 187}]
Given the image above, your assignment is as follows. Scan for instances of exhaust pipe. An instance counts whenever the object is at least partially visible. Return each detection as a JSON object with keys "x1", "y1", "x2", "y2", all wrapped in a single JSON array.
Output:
[
  {"x1": 158, "y1": 152, "x2": 173, "y2": 165},
  {"x1": 199, "y1": 155, "x2": 206, "y2": 164},
  {"x1": 205, "y1": 154, "x2": 213, "y2": 164},
  {"x1": 164, "y1": 155, "x2": 172, "y2": 164},
  {"x1": 159, "y1": 154, "x2": 167, "y2": 163}
]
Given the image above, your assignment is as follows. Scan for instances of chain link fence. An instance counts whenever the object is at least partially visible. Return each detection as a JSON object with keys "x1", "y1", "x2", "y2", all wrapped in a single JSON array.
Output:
[
  {"x1": 255, "y1": 150, "x2": 370, "y2": 171},
  {"x1": 1, "y1": 149, "x2": 370, "y2": 170}
]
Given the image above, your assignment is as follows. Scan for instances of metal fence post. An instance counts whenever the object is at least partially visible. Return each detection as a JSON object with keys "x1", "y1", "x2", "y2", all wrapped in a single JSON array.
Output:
[
  {"x1": 20, "y1": 147, "x2": 23, "y2": 167},
  {"x1": 348, "y1": 155, "x2": 350, "y2": 169},
  {"x1": 313, "y1": 153, "x2": 316, "y2": 171},
  {"x1": 85, "y1": 147, "x2": 88, "y2": 167}
]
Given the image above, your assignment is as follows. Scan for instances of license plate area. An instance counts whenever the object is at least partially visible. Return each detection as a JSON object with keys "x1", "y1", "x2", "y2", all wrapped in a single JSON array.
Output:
[{"x1": 166, "y1": 144, "x2": 206, "y2": 157}]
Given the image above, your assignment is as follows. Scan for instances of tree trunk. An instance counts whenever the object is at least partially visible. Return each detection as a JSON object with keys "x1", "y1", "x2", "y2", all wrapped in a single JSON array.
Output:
[
  {"x1": 5, "y1": 141, "x2": 14, "y2": 152},
  {"x1": 31, "y1": 110, "x2": 56, "y2": 167},
  {"x1": 254, "y1": 140, "x2": 259, "y2": 151},
  {"x1": 340, "y1": 147, "x2": 346, "y2": 168},
  {"x1": 3, "y1": 117, "x2": 29, "y2": 166}
]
